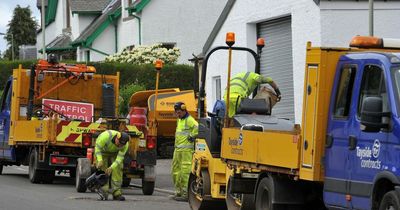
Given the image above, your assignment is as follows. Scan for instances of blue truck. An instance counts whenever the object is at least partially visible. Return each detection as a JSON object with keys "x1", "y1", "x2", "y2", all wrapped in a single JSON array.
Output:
[{"x1": 191, "y1": 35, "x2": 400, "y2": 210}]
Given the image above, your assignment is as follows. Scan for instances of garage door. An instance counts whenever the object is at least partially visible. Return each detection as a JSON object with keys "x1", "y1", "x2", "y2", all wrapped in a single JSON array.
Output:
[{"x1": 257, "y1": 16, "x2": 294, "y2": 120}]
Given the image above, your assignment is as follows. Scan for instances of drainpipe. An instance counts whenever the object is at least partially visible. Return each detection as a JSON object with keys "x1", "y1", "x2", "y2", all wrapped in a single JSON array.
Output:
[
  {"x1": 131, "y1": 14, "x2": 141, "y2": 45},
  {"x1": 114, "y1": 22, "x2": 118, "y2": 53}
]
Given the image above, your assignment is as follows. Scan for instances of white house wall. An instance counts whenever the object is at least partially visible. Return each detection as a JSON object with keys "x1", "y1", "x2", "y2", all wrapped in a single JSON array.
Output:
[
  {"x1": 118, "y1": 17, "x2": 138, "y2": 51},
  {"x1": 205, "y1": 0, "x2": 320, "y2": 124},
  {"x1": 320, "y1": 1, "x2": 400, "y2": 47},
  {"x1": 71, "y1": 14, "x2": 97, "y2": 40},
  {"x1": 91, "y1": 25, "x2": 116, "y2": 61},
  {"x1": 140, "y1": 0, "x2": 226, "y2": 64},
  {"x1": 36, "y1": 0, "x2": 68, "y2": 58}
]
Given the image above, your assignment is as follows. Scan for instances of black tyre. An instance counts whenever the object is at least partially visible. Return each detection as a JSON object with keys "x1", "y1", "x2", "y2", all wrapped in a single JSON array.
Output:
[
  {"x1": 188, "y1": 171, "x2": 227, "y2": 210},
  {"x1": 255, "y1": 177, "x2": 273, "y2": 210},
  {"x1": 28, "y1": 148, "x2": 42, "y2": 183},
  {"x1": 379, "y1": 190, "x2": 400, "y2": 210},
  {"x1": 122, "y1": 177, "x2": 131, "y2": 188},
  {"x1": 75, "y1": 158, "x2": 88, "y2": 193},
  {"x1": 0, "y1": 164, "x2": 3, "y2": 175},
  {"x1": 142, "y1": 179, "x2": 155, "y2": 195}
]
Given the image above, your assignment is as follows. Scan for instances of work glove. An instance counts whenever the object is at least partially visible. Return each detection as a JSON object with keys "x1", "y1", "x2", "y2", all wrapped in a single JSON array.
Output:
[
  {"x1": 275, "y1": 88, "x2": 282, "y2": 102},
  {"x1": 188, "y1": 136, "x2": 195, "y2": 143},
  {"x1": 105, "y1": 167, "x2": 112, "y2": 175},
  {"x1": 96, "y1": 161, "x2": 104, "y2": 169}
]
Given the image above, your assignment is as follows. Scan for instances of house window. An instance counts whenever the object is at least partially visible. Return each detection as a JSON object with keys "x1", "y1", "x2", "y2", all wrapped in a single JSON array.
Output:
[{"x1": 213, "y1": 76, "x2": 221, "y2": 101}]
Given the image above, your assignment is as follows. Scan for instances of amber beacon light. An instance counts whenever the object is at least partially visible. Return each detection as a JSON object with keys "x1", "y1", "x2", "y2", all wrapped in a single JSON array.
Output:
[
  {"x1": 155, "y1": 59, "x2": 163, "y2": 70},
  {"x1": 226, "y1": 32, "x2": 235, "y2": 47}
]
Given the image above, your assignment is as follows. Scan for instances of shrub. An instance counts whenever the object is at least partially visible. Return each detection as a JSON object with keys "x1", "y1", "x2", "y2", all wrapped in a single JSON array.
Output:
[
  {"x1": 105, "y1": 44, "x2": 181, "y2": 65},
  {"x1": 119, "y1": 83, "x2": 145, "y2": 116}
]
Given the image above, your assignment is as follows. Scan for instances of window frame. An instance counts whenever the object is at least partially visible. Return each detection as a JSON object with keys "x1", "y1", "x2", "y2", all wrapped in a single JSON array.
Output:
[
  {"x1": 332, "y1": 64, "x2": 357, "y2": 120},
  {"x1": 356, "y1": 64, "x2": 389, "y2": 119}
]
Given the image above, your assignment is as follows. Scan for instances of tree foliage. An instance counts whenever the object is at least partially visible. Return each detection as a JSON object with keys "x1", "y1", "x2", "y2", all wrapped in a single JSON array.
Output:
[{"x1": 4, "y1": 5, "x2": 38, "y2": 60}]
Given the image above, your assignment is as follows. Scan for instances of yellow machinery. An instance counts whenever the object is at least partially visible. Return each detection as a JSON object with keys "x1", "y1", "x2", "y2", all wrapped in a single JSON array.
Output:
[
  {"x1": 188, "y1": 33, "x2": 267, "y2": 210},
  {"x1": 128, "y1": 85, "x2": 198, "y2": 158}
]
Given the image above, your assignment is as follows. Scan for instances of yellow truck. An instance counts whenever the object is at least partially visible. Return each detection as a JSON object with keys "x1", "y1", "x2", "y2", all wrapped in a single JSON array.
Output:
[
  {"x1": 0, "y1": 60, "x2": 146, "y2": 190},
  {"x1": 128, "y1": 88, "x2": 198, "y2": 158},
  {"x1": 192, "y1": 34, "x2": 400, "y2": 210}
]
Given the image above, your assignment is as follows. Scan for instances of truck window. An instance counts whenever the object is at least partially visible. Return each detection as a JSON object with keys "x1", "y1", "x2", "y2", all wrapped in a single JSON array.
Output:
[
  {"x1": 333, "y1": 65, "x2": 356, "y2": 118},
  {"x1": 357, "y1": 65, "x2": 388, "y2": 117}
]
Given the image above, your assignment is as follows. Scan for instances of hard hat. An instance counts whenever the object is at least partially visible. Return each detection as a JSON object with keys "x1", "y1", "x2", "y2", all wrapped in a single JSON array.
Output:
[
  {"x1": 118, "y1": 132, "x2": 130, "y2": 145},
  {"x1": 174, "y1": 102, "x2": 186, "y2": 111}
]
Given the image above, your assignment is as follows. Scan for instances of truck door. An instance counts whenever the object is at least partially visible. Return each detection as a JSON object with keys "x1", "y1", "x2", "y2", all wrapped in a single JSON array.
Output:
[
  {"x1": 324, "y1": 63, "x2": 357, "y2": 208},
  {"x1": 348, "y1": 63, "x2": 389, "y2": 210},
  {"x1": 0, "y1": 80, "x2": 12, "y2": 160}
]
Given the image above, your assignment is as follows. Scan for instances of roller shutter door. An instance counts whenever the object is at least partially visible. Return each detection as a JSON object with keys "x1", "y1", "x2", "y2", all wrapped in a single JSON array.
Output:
[{"x1": 257, "y1": 16, "x2": 294, "y2": 120}]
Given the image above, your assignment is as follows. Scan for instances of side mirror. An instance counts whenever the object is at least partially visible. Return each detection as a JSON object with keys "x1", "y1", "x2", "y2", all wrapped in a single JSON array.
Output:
[{"x1": 360, "y1": 96, "x2": 389, "y2": 132}]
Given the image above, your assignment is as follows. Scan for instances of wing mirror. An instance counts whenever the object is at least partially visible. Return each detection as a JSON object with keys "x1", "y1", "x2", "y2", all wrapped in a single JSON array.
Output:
[{"x1": 360, "y1": 96, "x2": 390, "y2": 132}]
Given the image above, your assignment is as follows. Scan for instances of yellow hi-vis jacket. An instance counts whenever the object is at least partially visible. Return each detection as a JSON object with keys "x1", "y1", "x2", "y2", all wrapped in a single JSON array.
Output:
[
  {"x1": 227, "y1": 72, "x2": 273, "y2": 98},
  {"x1": 175, "y1": 114, "x2": 198, "y2": 151},
  {"x1": 95, "y1": 130, "x2": 128, "y2": 170}
]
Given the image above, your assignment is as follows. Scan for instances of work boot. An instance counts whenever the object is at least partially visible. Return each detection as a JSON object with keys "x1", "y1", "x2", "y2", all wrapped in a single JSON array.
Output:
[{"x1": 113, "y1": 195, "x2": 126, "y2": 201}]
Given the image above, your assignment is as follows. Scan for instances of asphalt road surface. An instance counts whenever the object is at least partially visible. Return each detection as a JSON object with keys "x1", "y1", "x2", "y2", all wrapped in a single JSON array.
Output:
[{"x1": 0, "y1": 159, "x2": 190, "y2": 210}]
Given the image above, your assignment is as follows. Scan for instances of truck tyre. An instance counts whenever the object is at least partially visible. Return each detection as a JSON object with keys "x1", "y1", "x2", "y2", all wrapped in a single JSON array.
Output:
[
  {"x1": 29, "y1": 148, "x2": 43, "y2": 183},
  {"x1": 0, "y1": 164, "x2": 3, "y2": 175},
  {"x1": 255, "y1": 177, "x2": 275, "y2": 210},
  {"x1": 379, "y1": 190, "x2": 400, "y2": 210},
  {"x1": 76, "y1": 158, "x2": 90, "y2": 193},
  {"x1": 142, "y1": 179, "x2": 155, "y2": 195}
]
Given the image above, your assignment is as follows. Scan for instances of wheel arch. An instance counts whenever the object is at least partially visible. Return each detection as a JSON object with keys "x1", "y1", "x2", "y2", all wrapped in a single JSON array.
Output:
[{"x1": 371, "y1": 171, "x2": 400, "y2": 210}]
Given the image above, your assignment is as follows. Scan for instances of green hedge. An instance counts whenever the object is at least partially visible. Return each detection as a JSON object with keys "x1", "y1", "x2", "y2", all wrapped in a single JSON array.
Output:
[{"x1": 0, "y1": 60, "x2": 195, "y2": 91}]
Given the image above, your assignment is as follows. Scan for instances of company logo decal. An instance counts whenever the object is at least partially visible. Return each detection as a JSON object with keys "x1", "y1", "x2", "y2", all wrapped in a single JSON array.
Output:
[{"x1": 356, "y1": 139, "x2": 381, "y2": 169}]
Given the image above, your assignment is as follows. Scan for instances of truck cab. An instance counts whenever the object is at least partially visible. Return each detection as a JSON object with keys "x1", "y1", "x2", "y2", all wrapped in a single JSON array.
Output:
[
  {"x1": 0, "y1": 77, "x2": 12, "y2": 161},
  {"x1": 325, "y1": 51, "x2": 400, "y2": 209}
]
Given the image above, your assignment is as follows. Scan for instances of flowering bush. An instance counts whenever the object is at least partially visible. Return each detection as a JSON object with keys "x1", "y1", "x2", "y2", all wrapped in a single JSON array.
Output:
[{"x1": 105, "y1": 43, "x2": 181, "y2": 64}]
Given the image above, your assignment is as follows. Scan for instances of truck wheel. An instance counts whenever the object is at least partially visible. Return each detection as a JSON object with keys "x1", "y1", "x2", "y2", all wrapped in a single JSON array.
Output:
[
  {"x1": 76, "y1": 158, "x2": 90, "y2": 193},
  {"x1": 255, "y1": 177, "x2": 273, "y2": 210},
  {"x1": 142, "y1": 179, "x2": 155, "y2": 195},
  {"x1": 379, "y1": 190, "x2": 400, "y2": 210},
  {"x1": 29, "y1": 148, "x2": 43, "y2": 183},
  {"x1": 0, "y1": 164, "x2": 3, "y2": 175},
  {"x1": 188, "y1": 170, "x2": 227, "y2": 210}
]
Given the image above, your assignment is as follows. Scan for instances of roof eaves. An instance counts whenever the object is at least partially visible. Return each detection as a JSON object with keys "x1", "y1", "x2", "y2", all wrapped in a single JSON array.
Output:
[
  {"x1": 72, "y1": 2, "x2": 121, "y2": 47},
  {"x1": 130, "y1": 0, "x2": 151, "y2": 13},
  {"x1": 202, "y1": 0, "x2": 236, "y2": 55}
]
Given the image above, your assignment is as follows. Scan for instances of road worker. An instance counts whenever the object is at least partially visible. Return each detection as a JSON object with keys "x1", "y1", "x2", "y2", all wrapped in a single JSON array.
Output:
[
  {"x1": 171, "y1": 102, "x2": 198, "y2": 201},
  {"x1": 224, "y1": 72, "x2": 281, "y2": 117},
  {"x1": 95, "y1": 130, "x2": 130, "y2": 201}
]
